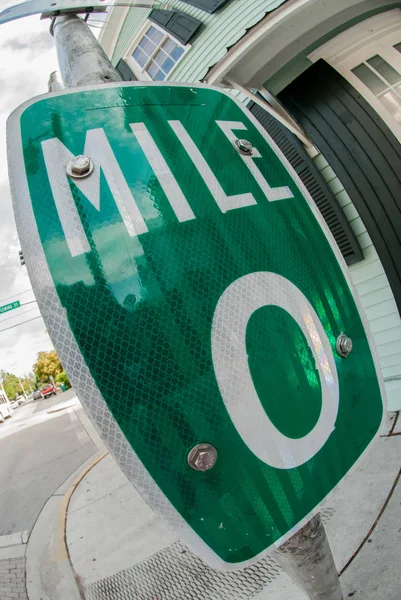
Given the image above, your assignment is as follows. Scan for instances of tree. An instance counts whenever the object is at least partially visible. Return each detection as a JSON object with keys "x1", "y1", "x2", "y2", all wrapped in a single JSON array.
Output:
[
  {"x1": 33, "y1": 350, "x2": 63, "y2": 383},
  {"x1": 56, "y1": 371, "x2": 71, "y2": 389},
  {"x1": 0, "y1": 371, "x2": 24, "y2": 400}
]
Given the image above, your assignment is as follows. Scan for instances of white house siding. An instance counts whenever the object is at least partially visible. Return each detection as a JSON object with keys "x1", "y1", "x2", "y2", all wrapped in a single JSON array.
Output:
[
  {"x1": 313, "y1": 153, "x2": 401, "y2": 411},
  {"x1": 111, "y1": 0, "x2": 287, "y2": 81}
]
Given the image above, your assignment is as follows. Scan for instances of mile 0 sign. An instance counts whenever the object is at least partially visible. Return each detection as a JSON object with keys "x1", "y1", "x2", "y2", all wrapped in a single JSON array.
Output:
[{"x1": 8, "y1": 83, "x2": 383, "y2": 568}]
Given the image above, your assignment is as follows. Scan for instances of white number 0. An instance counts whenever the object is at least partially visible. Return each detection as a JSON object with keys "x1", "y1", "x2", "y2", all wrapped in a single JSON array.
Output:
[{"x1": 211, "y1": 272, "x2": 339, "y2": 469}]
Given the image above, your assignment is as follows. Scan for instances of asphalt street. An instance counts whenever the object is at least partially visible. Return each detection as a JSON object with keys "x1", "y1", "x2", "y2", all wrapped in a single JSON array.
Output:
[{"x1": 0, "y1": 390, "x2": 96, "y2": 536}]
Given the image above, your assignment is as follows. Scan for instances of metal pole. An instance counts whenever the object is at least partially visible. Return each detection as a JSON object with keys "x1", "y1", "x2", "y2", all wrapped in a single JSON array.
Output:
[
  {"x1": 17, "y1": 376, "x2": 28, "y2": 400},
  {"x1": 51, "y1": 14, "x2": 122, "y2": 88},
  {"x1": 48, "y1": 70, "x2": 64, "y2": 92},
  {"x1": 0, "y1": 379, "x2": 9, "y2": 401},
  {"x1": 274, "y1": 514, "x2": 344, "y2": 600}
]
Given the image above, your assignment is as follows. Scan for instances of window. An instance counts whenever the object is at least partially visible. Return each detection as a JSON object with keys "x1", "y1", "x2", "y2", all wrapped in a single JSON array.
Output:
[
  {"x1": 131, "y1": 25, "x2": 185, "y2": 81},
  {"x1": 352, "y1": 52, "x2": 401, "y2": 124}
]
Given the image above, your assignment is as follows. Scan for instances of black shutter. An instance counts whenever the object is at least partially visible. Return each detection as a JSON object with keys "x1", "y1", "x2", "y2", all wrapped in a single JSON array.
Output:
[
  {"x1": 148, "y1": 10, "x2": 202, "y2": 45},
  {"x1": 115, "y1": 59, "x2": 137, "y2": 81},
  {"x1": 278, "y1": 60, "x2": 401, "y2": 314},
  {"x1": 180, "y1": 0, "x2": 233, "y2": 13},
  {"x1": 248, "y1": 100, "x2": 363, "y2": 266}
]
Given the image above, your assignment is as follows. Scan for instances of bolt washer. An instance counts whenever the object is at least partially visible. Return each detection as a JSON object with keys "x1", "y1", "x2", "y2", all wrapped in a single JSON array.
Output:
[
  {"x1": 66, "y1": 154, "x2": 94, "y2": 179},
  {"x1": 336, "y1": 333, "x2": 353, "y2": 358},
  {"x1": 187, "y1": 443, "x2": 217, "y2": 472},
  {"x1": 234, "y1": 138, "x2": 253, "y2": 156}
]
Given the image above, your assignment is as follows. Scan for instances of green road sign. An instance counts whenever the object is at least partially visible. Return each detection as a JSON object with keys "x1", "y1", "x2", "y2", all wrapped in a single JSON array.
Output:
[
  {"x1": 7, "y1": 83, "x2": 384, "y2": 568},
  {"x1": 0, "y1": 300, "x2": 20, "y2": 314}
]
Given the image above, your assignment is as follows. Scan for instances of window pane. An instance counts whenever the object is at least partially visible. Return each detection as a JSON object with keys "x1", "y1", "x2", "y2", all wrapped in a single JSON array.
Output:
[
  {"x1": 153, "y1": 69, "x2": 166, "y2": 81},
  {"x1": 367, "y1": 55, "x2": 401, "y2": 86},
  {"x1": 161, "y1": 57, "x2": 175, "y2": 75},
  {"x1": 162, "y1": 38, "x2": 176, "y2": 54},
  {"x1": 380, "y1": 89, "x2": 401, "y2": 124},
  {"x1": 146, "y1": 61, "x2": 158, "y2": 78},
  {"x1": 170, "y1": 46, "x2": 184, "y2": 63},
  {"x1": 138, "y1": 37, "x2": 156, "y2": 56},
  {"x1": 153, "y1": 49, "x2": 168, "y2": 67},
  {"x1": 132, "y1": 48, "x2": 148, "y2": 68},
  {"x1": 351, "y1": 63, "x2": 387, "y2": 95},
  {"x1": 147, "y1": 26, "x2": 164, "y2": 44}
]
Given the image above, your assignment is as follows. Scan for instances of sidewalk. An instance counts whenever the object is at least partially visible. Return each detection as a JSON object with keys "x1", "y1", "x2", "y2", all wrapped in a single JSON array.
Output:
[{"x1": 62, "y1": 411, "x2": 401, "y2": 600}]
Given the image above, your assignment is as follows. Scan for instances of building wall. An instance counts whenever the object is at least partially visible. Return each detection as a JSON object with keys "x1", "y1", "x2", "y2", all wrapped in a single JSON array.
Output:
[
  {"x1": 313, "y1": 153, "x2": 401, "y2": 410},
  {"x1": 111, "y1": 0, "x2": 287, "y2": 81}
]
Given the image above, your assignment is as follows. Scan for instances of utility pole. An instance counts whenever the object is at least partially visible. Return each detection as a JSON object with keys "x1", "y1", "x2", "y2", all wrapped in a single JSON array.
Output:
[
  {"x1": 275, "y1": 514, "x2": 343, "y2": 599},
  {"x1": 0, "y1": 376, "x2": 9, "y2": 401},
  {"x1": 51, "y1": 15, "x2": 122, "y2": 88},
  {"x1": 49, "y1": 14, "x2": 343, "y2": 600}
]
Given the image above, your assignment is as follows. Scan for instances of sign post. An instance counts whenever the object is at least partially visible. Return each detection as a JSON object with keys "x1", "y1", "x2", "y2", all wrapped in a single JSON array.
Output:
[{"x1": 6, "y1": 13, "x2": 384, "y2": 599}]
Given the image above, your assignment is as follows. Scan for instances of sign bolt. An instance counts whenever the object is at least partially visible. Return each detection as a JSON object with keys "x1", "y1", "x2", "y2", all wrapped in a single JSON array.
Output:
[
  {"x1": 234, "y1": 138, "x2": 253, "y2": 155},
  {"x1": 336, "y1": 333, "x2": 353, "y2": 358},
  {"x1": 66, "y1": 154, "x2": 94, "y2": 178},
  {"x1": 188, "y1": 443, "x2": 217, "y2": 472}
]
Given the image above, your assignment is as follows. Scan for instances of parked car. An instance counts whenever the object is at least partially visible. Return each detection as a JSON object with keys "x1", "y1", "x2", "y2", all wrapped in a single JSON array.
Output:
[
  {"x1": 40, "y1": 383, "x2": 57, "y2": 399},
  {"x1": 10, "y1": 401, "x2": 19, "y2": 410},
  {"x1": 16, "y1": 396, "x2": 26, "y2": 406},
  {"x1": 33, "y1": 390, "x2": 42, "y2": 400}
]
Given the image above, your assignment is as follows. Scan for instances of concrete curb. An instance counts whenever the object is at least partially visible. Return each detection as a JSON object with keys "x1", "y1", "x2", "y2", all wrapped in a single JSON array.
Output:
[
  {"x1": 0, "y1": 532, "x2": 28, "y2": 561},
  {"x1": 26, "y1": 451, "x2": 108, "y2": 600}
]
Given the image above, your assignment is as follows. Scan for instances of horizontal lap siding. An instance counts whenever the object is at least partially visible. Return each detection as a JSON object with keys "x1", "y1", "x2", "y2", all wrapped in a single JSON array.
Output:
[
  {"x1": 313, "y1": 152, "x2": 401, "y2": 411},
  {"x1": 112, "y1": 0, "x2": 287, "y2": 81}
]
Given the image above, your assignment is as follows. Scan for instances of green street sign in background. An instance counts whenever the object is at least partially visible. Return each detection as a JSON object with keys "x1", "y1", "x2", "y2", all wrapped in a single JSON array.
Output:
[
  {"x1": 8, "y1": 83, "x2": 384, "y2": 568},
  {"x1": 0, "y1": 300, "x2": 20, "y2": 314}
]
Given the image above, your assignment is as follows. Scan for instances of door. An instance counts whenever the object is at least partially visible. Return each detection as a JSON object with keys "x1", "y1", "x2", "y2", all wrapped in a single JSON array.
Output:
[{"x1": 309, "y1": 9, "x2": 401, "y2": 143}]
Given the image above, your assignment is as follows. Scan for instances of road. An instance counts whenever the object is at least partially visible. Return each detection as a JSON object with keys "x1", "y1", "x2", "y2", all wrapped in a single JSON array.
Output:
[{"x1": 0, "y1": 389, "x2": 96, "y2": 536}]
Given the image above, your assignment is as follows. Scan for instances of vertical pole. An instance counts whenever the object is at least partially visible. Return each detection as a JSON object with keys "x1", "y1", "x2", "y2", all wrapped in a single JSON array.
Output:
[
  {"x1": 274, "y1": 514, "x2": 343, "y2": 599},
  {"x1": 51, "y1": 14, "x2": 122, "y2": 88},
  {"x1": 48, "y1": 70, "x2": 64, "y2": 92},
  {"x1": 17, "y1": 376, "x2": 28, "y2": 400},
  {"x1": 0, "y1": 379, "x2": 9, "y2": 401}
]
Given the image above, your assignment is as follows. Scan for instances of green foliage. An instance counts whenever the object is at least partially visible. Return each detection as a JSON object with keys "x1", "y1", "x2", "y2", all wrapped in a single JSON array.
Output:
[
  {"x1": 33, "y1": 350, "x2": 63, "y2": 383},
  {"x1": 55, "y1": 371, "x2": 71, "y2": 389},
  {"x1": 0, "y1": 370, "x2": 36, "y2": 400},
  {"x1": 0, "y1": 371, "x2": 21, "y2": 400}
]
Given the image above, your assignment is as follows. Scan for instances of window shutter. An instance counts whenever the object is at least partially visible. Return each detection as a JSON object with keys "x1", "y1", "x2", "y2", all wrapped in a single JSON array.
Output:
[
  {"x1": 247, "y1": 100, "x2": 363, "y2": 265},
  {"x1": 116, "y1": 59, "x2": 137, "y2": 81},
  {"x1": 148, "y1": 10, "x2": 203, "y2": 45},
  {"x1": 180, "y1": 0, "x2": 233, "y2": 13}
]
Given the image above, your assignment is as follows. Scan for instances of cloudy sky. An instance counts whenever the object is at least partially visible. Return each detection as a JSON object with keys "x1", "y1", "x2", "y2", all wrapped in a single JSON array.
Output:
[
  {"x1": 0, "y1": 2, "x2": 112, "y2": 378},
  {"x1": 0, "y1": 10, "x2": 63, "y2": 377}
]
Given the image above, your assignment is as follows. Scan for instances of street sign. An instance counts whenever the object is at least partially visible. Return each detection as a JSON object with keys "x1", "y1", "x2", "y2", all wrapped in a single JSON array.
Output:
[
  {"x1": 0, "y1": 0, "x2": 159, "y2": 25},
  {"x1": 0, "y1": 300, "x2": 21, "y2": 314},
  {"x1": 7, "y1": 83, "x2": 384, "y2": 569}
]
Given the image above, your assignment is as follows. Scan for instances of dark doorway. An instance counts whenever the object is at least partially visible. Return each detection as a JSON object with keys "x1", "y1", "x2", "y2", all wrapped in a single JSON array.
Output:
[{"x1": 278, "y1": 59, "x2": 401, "y2": 315}]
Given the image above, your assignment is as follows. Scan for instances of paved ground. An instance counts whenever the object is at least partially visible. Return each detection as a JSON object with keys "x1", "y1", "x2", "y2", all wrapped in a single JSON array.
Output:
[
  {"x1": 0, "y1": 390, "x2": 98, "y2": 600},
  {"x1": 67, "y1": 412, "x2": 401, "y2": 600},
  {"x1": 0, "y1": 557, "x2": 27, "y2": 600},
  {"x1": 0, "y1": 390, "x2": 96, "y2": 536}
]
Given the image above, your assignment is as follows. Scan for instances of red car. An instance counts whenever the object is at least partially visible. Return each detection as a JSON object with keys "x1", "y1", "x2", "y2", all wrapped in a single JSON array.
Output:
[{"x1": 41, "y1": 383, "x2": 57, "y2": 399}]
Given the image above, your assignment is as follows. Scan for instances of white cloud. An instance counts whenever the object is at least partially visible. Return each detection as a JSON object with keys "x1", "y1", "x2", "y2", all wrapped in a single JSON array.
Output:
[{"x1": 0, "y1": 14, "x2": 58, "y2": 376}]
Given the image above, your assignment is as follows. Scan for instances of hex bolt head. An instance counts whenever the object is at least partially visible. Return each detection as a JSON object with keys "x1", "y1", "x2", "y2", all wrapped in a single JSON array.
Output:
[
  {"x1": 336, "y1": 333, "x2": 353, "y2": 358},
  {"x1": 234, "y1": 138, "x2": 253, "y2": 156},
  {"x1": 66, "y1": 155, "x2": 94, "y2": 178},
  {"x1": 188, "y1": 443, "x2": 217, "y2": 472}
]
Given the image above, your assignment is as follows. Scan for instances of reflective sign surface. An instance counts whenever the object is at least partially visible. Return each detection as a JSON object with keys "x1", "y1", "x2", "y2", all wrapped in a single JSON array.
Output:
[{"x1": 8, "y1": 83, "x2": 384, "y2": 568}]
